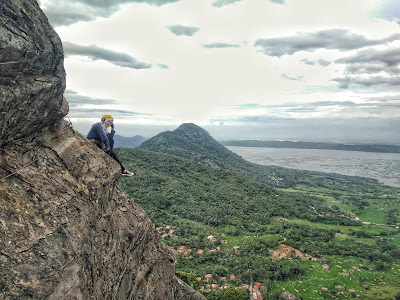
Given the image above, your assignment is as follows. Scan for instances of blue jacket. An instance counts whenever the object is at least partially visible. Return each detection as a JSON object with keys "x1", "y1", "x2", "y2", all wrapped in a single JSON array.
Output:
[{"x1": 87, "y1": 123, "x2": 112, "y2": 149}]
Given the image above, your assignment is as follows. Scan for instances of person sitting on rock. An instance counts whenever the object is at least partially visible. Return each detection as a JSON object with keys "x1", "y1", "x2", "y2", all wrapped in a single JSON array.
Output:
[{"x1": 87, "y1": 114, "x2": 133, "y2": 176}]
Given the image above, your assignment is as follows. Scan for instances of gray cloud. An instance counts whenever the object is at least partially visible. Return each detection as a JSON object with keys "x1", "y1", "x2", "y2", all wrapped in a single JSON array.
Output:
[
  {"x1": 332, "y1": 75, "x2": 400, "y2": 89},
  {"x1": 336, "y1": 47, "x2": 400, "y2": 67},
  {"x1": 63, "y1": 42, "x2": 152, "y2": 69},
  {"x1": 301, "y1": 58, "x2": 315, "y2": 65},
  {"x1": 301, "y1": 58, "x2": 331, "y2": 67},
  {"x1": 202, "y1": 42, "x2": 241, "y2": 48},
  {"x1": 331, "y1": 47, "x2": 400, "y2": 89},
  {"x1": 68, "y1": 108, "x2": 148, "y2": 119},
  {"x1": 167, "y1": 25, "x2": 200, "y2": 37},
  {"x1": 345, "y1": 64, "x2": 400, "y2": 75},
  {"x1": 224, "y1": 100, "x2": 398, "y2": 125},
  {"x1": 307, "y1": 100, "x2": 356, "y2": 107},
  {"x1": 41, "y1": 0, "x2": 181, "y2": 26},
  {"x1": 365, "y1": 95, "x2": 400, "y2": 102},
  {"x1": 212, "y1": 0, "x2": 242, "y2": 8},
  {"x1": 64, "y1": 90, "x2": 154, "y2": 122},
  {"x1": 270, "y1": 0, "x2": 285, "y2": 4},
  {"x1": 301, "y1": 58, "x2": 332, "y2": 66},
  {"x1": 43, "y1": 7, "x2": 103, "y2": 26},
  {"x1": 254, "y1": 29, "x2": 400, "y2": 57},
  {"x1": 317, "y1": 59, "x2": 331, "y2": 67},
  {"x1": 158, "y1": 64, "x2": 169, "y2": 69},
  {"x1": 64, "y1": 89, "x2": 119, "y2": 107},
  {"x1": 233, "y1": 100, "x2": 357, "y2": 111},
  {"x1": 284, "y1": 107, "x2": 317, "y2": 113}
]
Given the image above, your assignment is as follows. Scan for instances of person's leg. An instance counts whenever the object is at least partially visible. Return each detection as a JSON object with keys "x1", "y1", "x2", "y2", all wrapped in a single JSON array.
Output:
[
  {"x1": 108, "y1": 136, "x2": 114, "y2": 150},
  {"x1": 108, "y1": 150, "x2": 125, "y2": 172}
]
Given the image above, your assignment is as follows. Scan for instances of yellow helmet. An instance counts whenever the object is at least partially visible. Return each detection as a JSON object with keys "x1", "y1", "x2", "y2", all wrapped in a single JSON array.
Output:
[{"x1": 101, "y1": 114, "x2": 113, "y2": 121}]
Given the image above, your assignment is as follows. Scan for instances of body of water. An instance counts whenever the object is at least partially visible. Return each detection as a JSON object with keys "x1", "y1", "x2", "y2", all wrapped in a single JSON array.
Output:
[{"x1": 227, "y1": 146, "x2": 400, "y2": 188}]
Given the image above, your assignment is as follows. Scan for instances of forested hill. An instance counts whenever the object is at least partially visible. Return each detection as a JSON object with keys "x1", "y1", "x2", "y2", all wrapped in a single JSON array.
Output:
[
  {"x1": 138, "y1": 123, "x2": 382, "y2": 189},
  {"x1": 115, "y1": 148, "x2": 350, "y2": 228},
  {"x1": 113, "y1": 134, "x2": 146, "y2": 148},
  {"x1": 220, "y1": 140, "x2": 400, "y2": 153},
  {"x1": 139, "y1": 123, "x2": 252, "y2": 170}
]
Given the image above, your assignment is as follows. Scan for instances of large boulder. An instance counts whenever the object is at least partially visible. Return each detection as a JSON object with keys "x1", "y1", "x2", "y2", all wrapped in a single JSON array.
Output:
[
  {"x1": 0, "y1": 1, "x2": 204, "y2": 299},
  {"x1": 0, "y1": 0, "x2": 67, "y2": 148}
]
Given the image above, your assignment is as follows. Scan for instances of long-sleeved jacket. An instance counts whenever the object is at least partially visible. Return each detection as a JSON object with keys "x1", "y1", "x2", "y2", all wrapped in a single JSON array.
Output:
[{"x1": 87, "y1": 123, "x2": 111, "y2": 149}]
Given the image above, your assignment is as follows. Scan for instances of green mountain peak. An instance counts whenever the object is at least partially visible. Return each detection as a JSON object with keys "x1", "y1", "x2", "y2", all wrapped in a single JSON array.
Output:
[{"x1": 139, "y1": 123, "x2": 247, "y2": 169}]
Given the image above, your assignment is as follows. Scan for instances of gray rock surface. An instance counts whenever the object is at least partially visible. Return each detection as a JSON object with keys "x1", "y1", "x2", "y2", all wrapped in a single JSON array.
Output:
[
  {"x1": 0, "y1": 1, "x2": 204, "y2": 299},
  {"x1": 0, "y1": 0, "x2": 67, "y2": 148}
]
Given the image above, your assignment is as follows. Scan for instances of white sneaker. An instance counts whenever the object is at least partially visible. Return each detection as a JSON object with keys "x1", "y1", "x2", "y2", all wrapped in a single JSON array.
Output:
[{"x1": 122, "y1": 170, "x2": 134, "y2": 176}]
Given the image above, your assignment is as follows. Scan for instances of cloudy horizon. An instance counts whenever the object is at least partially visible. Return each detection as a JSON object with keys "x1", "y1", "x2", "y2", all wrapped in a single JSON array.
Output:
[{"x1": 38, "y1": 0, "x2": 400, "y2": 143}]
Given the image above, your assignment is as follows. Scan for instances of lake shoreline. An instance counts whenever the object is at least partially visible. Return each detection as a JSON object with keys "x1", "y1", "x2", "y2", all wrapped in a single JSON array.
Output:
[
  {"x1": 227, "y1": 146, "x2": 400, "y2": 188},
  {"x1": 221, "y1": 140, "x2": 400, "y2": 154}
]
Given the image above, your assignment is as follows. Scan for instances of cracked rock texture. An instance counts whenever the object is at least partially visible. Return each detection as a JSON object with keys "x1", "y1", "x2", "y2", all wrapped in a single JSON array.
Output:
[{"x1": 0, "y1": 1, "x2": 204, "y2": 299}]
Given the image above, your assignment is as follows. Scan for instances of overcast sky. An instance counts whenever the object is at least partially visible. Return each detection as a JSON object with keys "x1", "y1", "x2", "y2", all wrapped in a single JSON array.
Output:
[{"x1": 38, "y1": 0, "x2": 400, "y2": 143}]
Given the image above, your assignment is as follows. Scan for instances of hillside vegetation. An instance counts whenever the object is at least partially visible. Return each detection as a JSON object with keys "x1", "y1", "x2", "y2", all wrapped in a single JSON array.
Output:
[
  {"x1": 139, "y1": 123, "x2": 384, "y2": 190},
  {"x1": 116, "y1": 123, "x2": 400, "y2": 299},
  {"x1": 116, "y1": 148, "x2": 354, "y2": 229}
]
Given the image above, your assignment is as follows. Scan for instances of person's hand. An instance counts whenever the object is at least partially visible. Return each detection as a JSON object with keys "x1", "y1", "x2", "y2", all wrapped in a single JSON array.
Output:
[{"x1": 111, "y1": 123, "x2": 114, "y2": 130}]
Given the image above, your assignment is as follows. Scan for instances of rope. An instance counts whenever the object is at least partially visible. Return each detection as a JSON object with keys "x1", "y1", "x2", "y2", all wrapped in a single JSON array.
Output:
[
  {"x1": 48, "y1": 116, "x2": 76, "y2": 141},
  {"x1": 0, "y1": 147, "x2": 55, "y2": 181},
  {"x1": 64, "y1": 115, "x2": 75, "y2": 131}
]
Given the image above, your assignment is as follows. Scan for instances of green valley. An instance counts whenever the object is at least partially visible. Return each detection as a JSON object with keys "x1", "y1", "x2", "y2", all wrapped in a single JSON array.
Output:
[{"x1": 115, "y1": 124, "x2": 400, "y2": 299}]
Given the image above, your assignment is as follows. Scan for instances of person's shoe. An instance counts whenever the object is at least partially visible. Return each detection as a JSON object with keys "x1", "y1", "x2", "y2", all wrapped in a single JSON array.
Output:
[{"x1": 121, "y1": 170, "x2": 134, "y2": 176}]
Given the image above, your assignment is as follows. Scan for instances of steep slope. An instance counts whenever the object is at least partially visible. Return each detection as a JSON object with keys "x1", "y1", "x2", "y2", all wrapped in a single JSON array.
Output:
[
  {"x1": 139, "y1": 123, "x2": 251, "y2": 170},
  {"x1": 115, "y1": 148, "x2": 338, "y2": 227},
  {"x1": 0, "y1": 1, "x2": 204, "y2": 299}
]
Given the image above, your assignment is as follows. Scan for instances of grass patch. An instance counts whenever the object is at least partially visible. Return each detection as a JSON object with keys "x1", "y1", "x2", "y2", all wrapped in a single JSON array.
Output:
[
  {"x1": 267, "y1": 259, "x2": 400, "y2": 300},
  {"x1": 224, "y1": 234, "x2": 281, "y2": 247}
]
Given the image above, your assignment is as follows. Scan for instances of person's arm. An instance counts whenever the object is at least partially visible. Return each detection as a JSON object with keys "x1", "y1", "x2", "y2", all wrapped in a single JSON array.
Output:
[
  {"x1": 94, "y1": 124, "x2": 111, "y2": 149},
  {"x1": 107, "y1": 123, "x2": 115, "y2": 139}
]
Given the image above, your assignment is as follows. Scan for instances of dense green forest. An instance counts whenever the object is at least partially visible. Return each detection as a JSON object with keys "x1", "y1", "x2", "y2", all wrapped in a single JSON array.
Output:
[
  {"x1": 116, "y1": 148, "x2": 400, "y2": 299},
  {"x1": 220, "y1": 140, "x2": 400, "y2": 153},
  {"x1": 116, "y1": 148, "x2": 359, "y2": 230},
  {"x1": 115, "y1": 123, "x2": 400, "y2": 299}
]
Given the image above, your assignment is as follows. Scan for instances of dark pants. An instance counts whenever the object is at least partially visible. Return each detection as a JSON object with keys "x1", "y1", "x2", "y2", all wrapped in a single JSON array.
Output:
[
  {"x1": 108, "y1": 150, "x2": 125, "y2": 172},
  {"x1": 92, "y1": 136, "x2": 125, "y2": 172},
  {"x1": 108, "y1": 136, "x2": 125, "y2": 172}
]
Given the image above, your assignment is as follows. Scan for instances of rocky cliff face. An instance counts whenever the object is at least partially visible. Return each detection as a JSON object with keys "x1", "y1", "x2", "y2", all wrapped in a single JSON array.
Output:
[{"x1": 0, "y1": 1, "x2": 204, "y2": 299}]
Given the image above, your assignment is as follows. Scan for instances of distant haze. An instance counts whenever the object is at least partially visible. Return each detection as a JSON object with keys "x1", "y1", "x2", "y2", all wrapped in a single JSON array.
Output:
[{"x1": 74, "y1": 118, "x2": 399, "y2": 145}]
